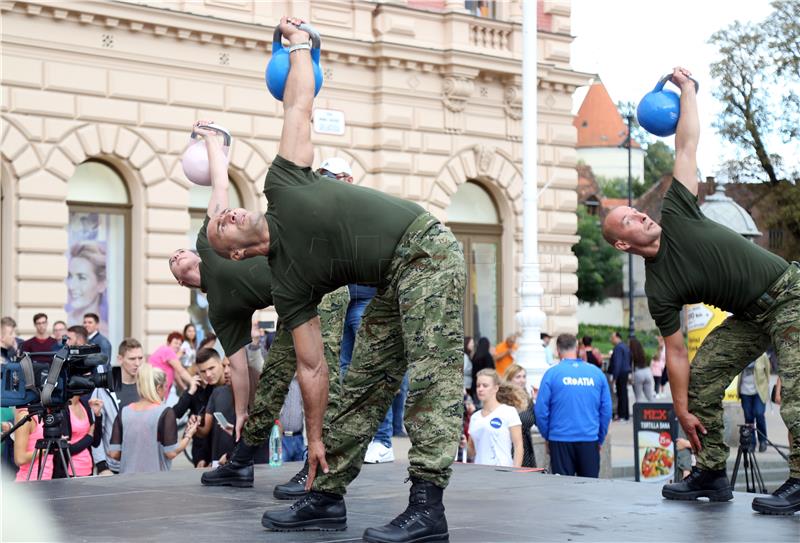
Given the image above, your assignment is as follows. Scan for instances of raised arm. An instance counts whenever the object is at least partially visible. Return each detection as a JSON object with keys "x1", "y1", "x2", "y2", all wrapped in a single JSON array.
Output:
[
  {"x1": 192, "y1": 121, "x2": 231, "y2": 218},
  {"x1": 671, "y1": 67, "x2": 700, "y2": 196},
  {"x1": 276, "y1": 16, "x2": 315, "y2": 167},
  {"x1": 291, "y1": 317, "x2": 330, "y2": 488}
]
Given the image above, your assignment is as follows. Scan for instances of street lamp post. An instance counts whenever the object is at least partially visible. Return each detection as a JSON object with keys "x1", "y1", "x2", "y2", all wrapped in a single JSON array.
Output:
[
  {"x1": 515, "y1": 2, "x2": 549, "y2": 389},
  {"x1": 625, "y1": 113, "x2": 635, "y2": 340}
]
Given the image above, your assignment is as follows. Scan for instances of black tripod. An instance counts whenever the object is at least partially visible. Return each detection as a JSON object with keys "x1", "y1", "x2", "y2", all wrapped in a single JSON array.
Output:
[
  {"x1": 730, "y1": 424, "x2": 766, "y2": 494},
  {"x1": 1, "y1": 406, "x2": 76, "y2": 481}
]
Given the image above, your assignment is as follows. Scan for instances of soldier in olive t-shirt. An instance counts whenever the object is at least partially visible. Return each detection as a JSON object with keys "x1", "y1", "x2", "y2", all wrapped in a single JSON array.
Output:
[
  {"x1": 602, "y1": 67, "x2": 800, "y2": 515},
  {"x1": 206, "y1": 20, "x2": 465, "y2": 537},
  {"x1": 196, "y1": 216, "x2": 273, "y2": 355}
]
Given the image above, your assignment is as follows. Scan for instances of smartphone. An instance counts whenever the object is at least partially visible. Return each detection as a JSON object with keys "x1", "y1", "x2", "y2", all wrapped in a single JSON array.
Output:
[{"x1": 213, "y1": 412, "x2": 233, "y2": 430}]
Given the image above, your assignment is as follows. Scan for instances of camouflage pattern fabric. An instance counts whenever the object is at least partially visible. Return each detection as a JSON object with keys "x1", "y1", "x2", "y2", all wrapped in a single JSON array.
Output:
[
  {"x1": 314, "y1": 213, "x2": 466, "y2": 495},
  {"x1": 690, "y1": 263, "x2": 800, "y2": 477},
  {"x1": 242, "y1": 286, "x2": 349, "y2": 446}
]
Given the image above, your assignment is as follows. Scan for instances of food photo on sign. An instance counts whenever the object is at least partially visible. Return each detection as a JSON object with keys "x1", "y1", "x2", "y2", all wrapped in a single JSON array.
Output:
[{"x1": 633, "y1": 403, "x2": 679, "y2": 483}]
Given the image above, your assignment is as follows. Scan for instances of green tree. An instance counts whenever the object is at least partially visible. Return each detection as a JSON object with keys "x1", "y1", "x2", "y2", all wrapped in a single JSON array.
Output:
[
  {"x1": 573, "y1": 207, "x2": 623, "y2": 304},
  {"x1": 708, "y1": 0, "x2": 799, "y2": 183},
  {"x1": 644, "y1": 141, "x2": 675, "y2": 187},
  {"x1": 709, "y1": 0, "x2": 799, "y2": 255}
]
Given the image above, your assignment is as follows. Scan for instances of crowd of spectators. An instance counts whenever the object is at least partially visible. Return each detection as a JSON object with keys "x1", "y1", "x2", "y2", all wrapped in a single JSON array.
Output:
[{"x1": 0, "y1": 312, "x2": 278, "y2": 482}]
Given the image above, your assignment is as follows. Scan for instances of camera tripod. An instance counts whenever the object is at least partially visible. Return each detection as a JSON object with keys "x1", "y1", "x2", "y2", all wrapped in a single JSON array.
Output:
[
  {"x1": 1, "y1": 406, "x2": 76, "y2": 481},
  {"x1": 730, "y1": 423, "x2": 771, "y2": 494}
]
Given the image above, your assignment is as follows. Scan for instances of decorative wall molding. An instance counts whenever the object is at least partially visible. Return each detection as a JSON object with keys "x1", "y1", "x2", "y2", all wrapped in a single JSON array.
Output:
[{"x1": 442, "y1": 76, "x2": 474, "y2": 134}]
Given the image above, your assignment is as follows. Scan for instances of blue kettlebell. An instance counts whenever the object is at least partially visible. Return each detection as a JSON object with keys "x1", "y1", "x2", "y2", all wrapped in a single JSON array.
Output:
[
  {"x1": 266, "y1": 22, "x2": 323, "y2": 102},
  {"x1": 636, "y1": 74, "x2": 699, "y2": 137}
]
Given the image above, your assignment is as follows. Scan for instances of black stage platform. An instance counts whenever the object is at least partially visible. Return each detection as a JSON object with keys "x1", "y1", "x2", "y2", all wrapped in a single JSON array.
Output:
[{"x1": 13, "y1": 462, "x2": 800, "y2": 542}]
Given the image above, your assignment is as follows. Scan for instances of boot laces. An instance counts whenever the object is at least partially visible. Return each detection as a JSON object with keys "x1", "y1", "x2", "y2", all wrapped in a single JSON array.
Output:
[
  {"x1": 289, "y1": 467, "x2": 309, "y2": 485},
  {"x1": 290, "y1": 493, "x2": 314, "y2": 511},
  {"x1": 390, "y1": 504, "x2": 430, "y2": 528},
  {"x1": 390, "y1": 486, "x2": 430, "y2": 528},
  {"x1": 773, "y1": 478, "x2": 800, "y2": 498}
]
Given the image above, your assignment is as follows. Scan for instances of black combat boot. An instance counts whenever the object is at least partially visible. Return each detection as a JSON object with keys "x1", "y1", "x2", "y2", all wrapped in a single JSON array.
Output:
[
  {"x1": 362, "y1": 478, "x2": 449, "y2": 543},
  {"x1": 752, "y1": 477, "x2": 800, "y2": 515},
  {"x1": 261, "y1": 491, "x2": 347, "y2": 531},
  {"x1": 662, "y1": 467, "x2": 733, "y2": 502},
  {"x1": 200, "y1": 440, "x2": 258, "y2": 488},
  {"x1": 273, "y1": 461, "x2": 309, "y2": 500}
]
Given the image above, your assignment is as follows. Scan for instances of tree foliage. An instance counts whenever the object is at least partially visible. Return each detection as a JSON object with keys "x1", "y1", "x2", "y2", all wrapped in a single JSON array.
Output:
[
  {"x1": 709, "y1": 0, "x2": 799, "y2": 257},
  {"x1": 644, "y1": 141, "x2": 675, "y2": 188},
  {"x1": 708, "y1": 0, "x2": 799, "y2": 183},
  {"x1": 573, "y1": 207, "x2": 623, "y2": 304}
]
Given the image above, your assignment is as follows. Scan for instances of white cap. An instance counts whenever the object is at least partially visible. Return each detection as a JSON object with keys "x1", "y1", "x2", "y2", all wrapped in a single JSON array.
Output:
[{"x1": 318, "y1": 156, "x2": 352, "y2": 177}]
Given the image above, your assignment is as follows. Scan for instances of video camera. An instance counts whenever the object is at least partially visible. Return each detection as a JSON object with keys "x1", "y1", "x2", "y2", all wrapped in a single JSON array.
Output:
[{"x1": 1, "y1": 342, "x2": 112, "y2": 408}]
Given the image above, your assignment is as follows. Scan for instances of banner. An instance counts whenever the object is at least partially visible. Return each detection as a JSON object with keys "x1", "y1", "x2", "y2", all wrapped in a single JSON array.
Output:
[
  {"x1": 684, "y1": 303, "x2": 739, "y2": 401},
  {"x1": 633, "y1": 403, "x2": 678, "y2": 483},
  {"x1": 65, "y1": 211, "x2": 125, "y2": 352}
]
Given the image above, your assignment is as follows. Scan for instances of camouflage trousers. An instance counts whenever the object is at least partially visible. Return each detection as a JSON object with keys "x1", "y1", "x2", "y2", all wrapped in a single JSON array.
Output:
[
  {"x1": 314, "y1": 213, "x2": 466, "y2": 495},
  {"x1": 242, "y1": 286, "x2": 349, "y2": 446},
  {"x1": 690, "y1": 262, "x2": 800, "y2": 477}
]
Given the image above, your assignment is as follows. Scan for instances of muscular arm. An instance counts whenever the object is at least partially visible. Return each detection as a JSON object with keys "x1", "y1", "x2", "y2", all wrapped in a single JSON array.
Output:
[
  {"x1": 291, "y1": 317, "x2": 328, "y2": 447},
  {"x1": 205, "y1": 131, "x2": 230, "y2": 218},
  {"x1": 664, "y1": 331, "x2": 690, "y2": 414},
  {"x1": 277, "y1": 19, "x2": 315, "y2": 167},
  {"x1": 228, "y1": 347, "x2": 250, "y2": 439},
  {"x1": 672, "y1": 69, "x2": 700, "y2": 196}
]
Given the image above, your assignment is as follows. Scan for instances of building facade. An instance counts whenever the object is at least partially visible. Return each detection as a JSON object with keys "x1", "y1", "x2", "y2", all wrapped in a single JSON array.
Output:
[{"x1": 1, "y1": 0, "x2": 591, "y2": 353}]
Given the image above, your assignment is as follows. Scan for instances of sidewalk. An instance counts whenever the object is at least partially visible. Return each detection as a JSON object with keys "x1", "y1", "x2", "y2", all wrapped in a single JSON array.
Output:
[{"x1": 607, "y1": 385, "x2": 790, "y2": 473}]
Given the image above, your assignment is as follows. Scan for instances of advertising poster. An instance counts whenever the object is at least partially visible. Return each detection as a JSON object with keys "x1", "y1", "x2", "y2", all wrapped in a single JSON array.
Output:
[
  {"x1": 65, "y1": 211, "x2": 125, "y2": 352},
  {"x1": 633, "y1": 403, "x2": 678, "y2": 483}
]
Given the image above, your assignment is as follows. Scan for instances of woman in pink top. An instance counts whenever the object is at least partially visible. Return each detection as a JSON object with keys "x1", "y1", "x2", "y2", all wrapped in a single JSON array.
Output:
[
  {"x1": 148, "y1": 331, "x2": 193, "y2": 396},
  {"x1": 14, "y1": 408, "x2": 53, "y2": 481},
  {"x1": 62, "y1": 395, "x2": 104, "y2": 477}
]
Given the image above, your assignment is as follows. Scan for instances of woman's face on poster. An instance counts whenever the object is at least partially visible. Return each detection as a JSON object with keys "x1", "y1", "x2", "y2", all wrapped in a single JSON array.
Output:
[{"x1": 67, "y1": 256, "x2": 106, "y2": 310}]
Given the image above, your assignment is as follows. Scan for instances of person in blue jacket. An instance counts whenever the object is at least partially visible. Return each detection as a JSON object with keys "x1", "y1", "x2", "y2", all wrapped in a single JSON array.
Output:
[{"x1": 535, "y1": 333, "x2": 612, "y2": 478}]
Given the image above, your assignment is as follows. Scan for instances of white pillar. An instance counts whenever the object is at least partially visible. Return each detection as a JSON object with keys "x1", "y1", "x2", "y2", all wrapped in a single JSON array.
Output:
[{"x1": 515, "y1": 0, "x2": 549, "y2": 389}]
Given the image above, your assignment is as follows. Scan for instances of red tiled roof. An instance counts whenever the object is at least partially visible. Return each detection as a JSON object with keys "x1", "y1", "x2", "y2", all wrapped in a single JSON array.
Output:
[
  {"x1": 601, "y1": 198, "x2": 629, "y2": 210},
  {"x1": 574, "y1": 83, "x2": 641, "y2": 149}
]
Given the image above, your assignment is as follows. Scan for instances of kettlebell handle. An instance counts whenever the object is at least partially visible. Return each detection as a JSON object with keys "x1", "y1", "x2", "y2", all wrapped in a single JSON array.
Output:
[
  {"x1": 272, "y1": 22, "x2": 321, "y2": 51},
  {"x1": 657, "y1": 73, "x2": 699, "y2": 93},
  {"x1": 191, "y1": 123, "x2": 232, "y2": 147}
]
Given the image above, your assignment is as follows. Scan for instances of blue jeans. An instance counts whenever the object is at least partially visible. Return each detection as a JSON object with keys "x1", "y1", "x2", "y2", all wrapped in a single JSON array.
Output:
[
  {"x1": 281, "y1": 433, "x2": 306, "y2": 462},
  {"x1": 339, "y1": 297, "x2": 372, "y2": 378},
  {"x1": 374, "y1": 373, "x2": 409, "y2": 447},
  {"x1": 740, "y1": 394, "x2": 767, "y2": 444}
]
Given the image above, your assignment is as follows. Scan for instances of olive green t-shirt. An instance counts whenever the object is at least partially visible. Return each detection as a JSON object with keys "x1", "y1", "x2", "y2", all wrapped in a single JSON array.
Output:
[
  {"x1": 197, "y1": 216, "x2": 273, "y2": 354},
  {"x1": 645, "y1": 179, "x2": 788, "y2": 336},
  {"x1": 264, "y1": 155, "x2": 425, "y2": 330}
]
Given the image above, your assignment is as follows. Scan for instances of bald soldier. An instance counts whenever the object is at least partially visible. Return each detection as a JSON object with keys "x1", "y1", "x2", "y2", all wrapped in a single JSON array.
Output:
[
  {"x1": 602, "y1": 67, "x2": 799, "y2": 515},
  {"x1": 208, "y1": 17, "x2": 465, "y2": 543},
  {"x1": 169, "y1": 121, "x2": 348, "y2": 499}
]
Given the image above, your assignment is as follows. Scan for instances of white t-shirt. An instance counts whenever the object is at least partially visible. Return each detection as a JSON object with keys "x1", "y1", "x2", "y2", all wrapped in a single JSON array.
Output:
[{"x1": 469, "y1": 403, "x2": 521, "y2": 467}]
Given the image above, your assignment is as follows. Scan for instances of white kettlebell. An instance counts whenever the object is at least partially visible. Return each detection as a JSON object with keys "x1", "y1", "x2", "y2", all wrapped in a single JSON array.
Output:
[{"x1": 181, "y1": 123, "x2": 232, "y2": 186}]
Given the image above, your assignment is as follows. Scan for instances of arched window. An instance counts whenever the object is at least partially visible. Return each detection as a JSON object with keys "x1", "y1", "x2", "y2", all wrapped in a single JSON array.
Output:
[
  {"x1": 447, "y1": 181, "x2": 502, "y2": 345},
  {"x1": 66, "y1": 161, "x2": 131, "y2": 351}
]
